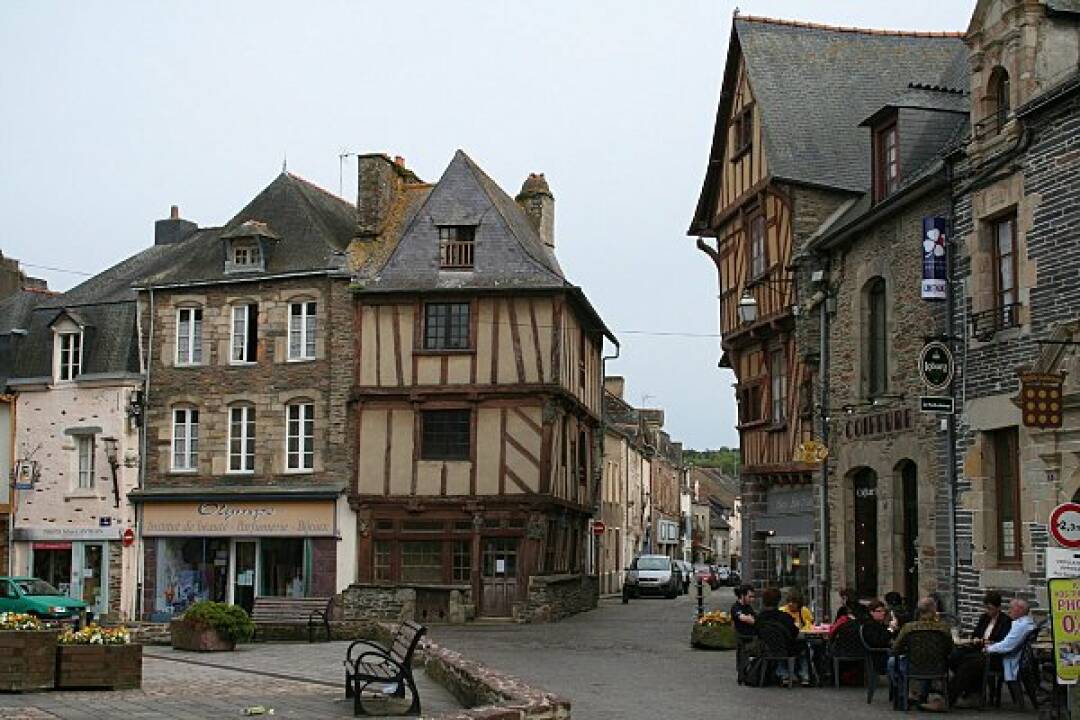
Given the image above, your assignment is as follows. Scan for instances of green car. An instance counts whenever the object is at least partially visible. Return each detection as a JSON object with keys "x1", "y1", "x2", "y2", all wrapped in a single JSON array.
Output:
[{"x1": 0, "y1": 577, "x2": 87, "y2": 623}]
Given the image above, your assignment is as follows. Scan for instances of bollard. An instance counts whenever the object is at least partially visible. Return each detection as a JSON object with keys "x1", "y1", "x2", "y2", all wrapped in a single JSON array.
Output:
[{"x1": 696, "y1": 576, "x2": 704, "y2": 619}]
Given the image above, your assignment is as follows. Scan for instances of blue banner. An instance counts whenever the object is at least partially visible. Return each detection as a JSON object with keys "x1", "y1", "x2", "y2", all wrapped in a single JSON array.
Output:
[{"x1": 922, "y1": 217, "x2": 948, "y2": 300}]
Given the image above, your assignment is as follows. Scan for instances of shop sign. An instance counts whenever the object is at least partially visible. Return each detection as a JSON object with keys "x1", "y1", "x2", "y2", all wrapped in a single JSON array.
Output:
[
  {"x1": 919, "y1": 341, "x2": 954, "y2": 391},
  {"x1": 1020, "y1": 371, "x2": 1066, "y2": 430},
  {"x1": 842, "y1": 408, "x2": 913, "y2": 440},
  {"x1": 13, "y1": 526, "x2": 120, "y2": 542},
  {"x1": 1047, "y1": 548, "x2": 1080, "y2": 579},
  {"x1": 920, "y1": 396, "x2": 954, "y2": 414},
  {"x1": 921, "y1": 217, "x2": 948, "y2": 300},
  {"x1": 1051, "y1": 503, "x2": 1080, "y2": 549},
  {"x1": 142, "y1": 500, "x2": 335, "y2": 537},
  {"x1": 1048, "y1": 578, "x2": 1080, "y2": 684}
]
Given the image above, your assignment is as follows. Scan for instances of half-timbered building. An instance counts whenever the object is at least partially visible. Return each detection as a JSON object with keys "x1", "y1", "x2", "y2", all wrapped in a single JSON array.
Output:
[{"x1": 346, "y1": 152, "x2": 614, "y2": 622}]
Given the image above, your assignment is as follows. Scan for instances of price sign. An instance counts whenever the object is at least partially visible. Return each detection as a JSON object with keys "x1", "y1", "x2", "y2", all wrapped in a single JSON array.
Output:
[{"x1": 1051, "y1": 503, "x2": 1080, "y2": 548}]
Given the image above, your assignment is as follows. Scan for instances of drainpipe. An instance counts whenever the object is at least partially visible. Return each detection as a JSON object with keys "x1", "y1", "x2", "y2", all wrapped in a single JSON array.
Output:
[
  {"x1": 818, "y1": 280, "x2": 831, "y2": 619},
  {"x1": 136, "y1": 286, "x2": 154, "y2": 620},
  {"x1": 945, "y1": 166, "x2": 960, "y2": 616}
]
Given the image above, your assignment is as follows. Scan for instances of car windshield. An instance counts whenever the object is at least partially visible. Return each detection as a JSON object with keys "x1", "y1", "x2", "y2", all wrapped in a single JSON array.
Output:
[
  {"x1": 16, "y1": 579, "x2": 62, "y2": 596},
  {"x1": 635, "y1": 557, "x2": 670, "y2": 571}
]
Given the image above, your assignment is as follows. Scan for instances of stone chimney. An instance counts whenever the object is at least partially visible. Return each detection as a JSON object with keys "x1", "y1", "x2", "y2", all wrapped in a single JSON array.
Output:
[
  {"x1": 356, "y1": 153, "x2": 421, "y2": 241},
  {"x1": 604, "y1": 376, "x2": 625, "y2": 399},
  {"x1": 515, "y1": 173, "x2": 555, "y2": 250},
  {"x1": 154, "y1": 205, "x2": 198, "y2": 246}
]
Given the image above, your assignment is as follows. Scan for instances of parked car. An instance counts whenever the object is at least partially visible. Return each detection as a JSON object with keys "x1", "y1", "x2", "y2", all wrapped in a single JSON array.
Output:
[
  {"x1": 0, "y1": 577, "x2": 87, "y2": 623},
  {"x1": 675, "y1": 560, "x2": 693, "y2": 594},
  {"x1": 714, "y1": 566, "x2": 732, "y2": 585},
  {"x1": 693, "y1": 563, "x2": 720, "y2": 590},
  {"x1": 623, "y1": 555, "x2": 681, "y2": 602}
]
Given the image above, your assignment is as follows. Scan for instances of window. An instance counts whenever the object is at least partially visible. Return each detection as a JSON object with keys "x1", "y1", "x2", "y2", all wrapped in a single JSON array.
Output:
[
  {"x1": 288, "y1": 301, "x2": 317, "y2": 361},
  {"x1": 228, "y1": 405, "x2": 256, "y2": 473},
  {"x1": 748, "y1": 212, "x2": 766, "y2": 279},
  {"x1": 990, "y1": 66, "x2": 1010, "y2": 134},
  {"x1": 991, "y1": 427, "x2": 1021, "y2": 562},
  {"x1": 171, "y1": 408, "x2": 199, "y2": 471},
  {"x1": 439, "y1": 226, "x2": 475, "y2": 269},
  {"x1": 401, "y1": 541, "x2": 442, "y2": 583},
  {"x1": 867, "y1": 278, "x2": 888, "y2": 396},
  {"x1": 874, "y1": 122, "x2": 899, "y2": 201},
  {"x1": 452, "y1": 541, "x2": 471, "y2": 583},
  {"x1": 233, "y1": 243, "x2": 261, "y2": 266},
  {"x1": 732, "y1": 106, "x2": 753, "y2": 157},
  {"x1": 76, "y1": 436, "x2": 94, "y2": 489},
  {"x1": 374, "y1": 541, "x2": 391, "y2": 582},
  {"x1": 176, "y1": 307, "x2": 203, "y2": 365},
  {"x1": 770, "y1": 348, "x2": 787, "y2": 423},
  {"x1": 230, "y1": 304, "x2": 258, "y2": 363},
  {"x1": 738, "y1": 383, "x2": 764, "y2": 425},
  {"x1": 285, "y1": 402, "x2": 314, "y2": 472},
  {"x1": 420, "y1": 409, "x2": 470, "y2": 460},
  {"x1": 993, "y1": 214, "x2": 1018, "y2": 311},
  {"x1": 423, "y1": 303, "x2": 470, "y2": 350},
  {"x1": 58, "y1": 332, "x2": 82, "y2": 381}
]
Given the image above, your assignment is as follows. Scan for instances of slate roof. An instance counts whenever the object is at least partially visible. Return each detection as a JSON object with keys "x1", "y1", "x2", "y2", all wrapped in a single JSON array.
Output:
[{"x1": 1044, "y1": 0, "x2": 1080, "y2": 15}]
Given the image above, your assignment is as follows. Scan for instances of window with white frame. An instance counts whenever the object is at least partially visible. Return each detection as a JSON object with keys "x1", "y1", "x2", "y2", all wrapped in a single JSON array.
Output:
[
  {"x1": 176, "y1": 307, "x2": 203, "y2": 365},
  {"x1": 230, "y1": 303, "x2": 258, "y2": 364},
  {"x1": 228, "y1": 405, "x2": 256, "y2": 473},
  {"x1": 76, "y1": 435, "x2": 94, "y2": 488},
  {"x1": 58, "y1": 332, "x2": 82, "y2": 381},
  {"x1": 288, "y1": 301, "x2": 317, "y2": 361},
  {"x1": 171, "y1": 407, "x2": 199, "y2": 471},
  {"x1": 285, "y1": 402, "x2": 314, "y2": 471},
  {"x1": 233, "y1": 243, "x2": 261, "y2": 266}
]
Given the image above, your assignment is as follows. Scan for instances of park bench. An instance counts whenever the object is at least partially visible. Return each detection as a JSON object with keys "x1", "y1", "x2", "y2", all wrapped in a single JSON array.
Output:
[
  {"x1": 250, "y1": 596, "x2": 333, "y2": 643},
  {"x1": 343, "y1": 620, "x2": 427, "y2": 716}
]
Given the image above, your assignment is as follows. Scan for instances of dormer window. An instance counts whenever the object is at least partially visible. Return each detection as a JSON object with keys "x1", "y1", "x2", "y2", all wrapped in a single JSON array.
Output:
[
  {"x1": 222, "y1": 220, "x2": 278, "y2": 274},
  {"x1": 989, "y1": 66, "x2": 1010, "y2": 135},
  {"x1": 873, "y1": 121, "x2": 899, "y2": 202},
  {"x1": 58, "y1": 332, "x2": 82, "y2": 381},
  {"x1": 439, "y1": 226, "x2": 475, "y2": 269},
  {"x1": 233, "y1": 243, "x2": 261, "y2": 266}
]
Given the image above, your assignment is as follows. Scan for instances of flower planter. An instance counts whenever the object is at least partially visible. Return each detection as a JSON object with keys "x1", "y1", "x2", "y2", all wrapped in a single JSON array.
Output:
[
  {"x1": 0, "y1": 630, "x2": 58, "y2": 692},
  {"x1": 690, "y1": 622, "x2": 737, "y2": 650},
  {"x1": 170, "y1": 619, "x2": 236, "y2": 651},
  {"x1": 56, "y1": 644, "x2": 142, "y2": 689}
]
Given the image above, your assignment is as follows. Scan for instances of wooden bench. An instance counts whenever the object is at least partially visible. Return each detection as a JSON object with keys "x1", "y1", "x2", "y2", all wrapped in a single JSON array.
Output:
[
  {"x1": 343, "y1": 621, "x2": 426, "y2": 717},
  {"x1": 250, "y1": 596, "x2": 333, "y2": 643}
]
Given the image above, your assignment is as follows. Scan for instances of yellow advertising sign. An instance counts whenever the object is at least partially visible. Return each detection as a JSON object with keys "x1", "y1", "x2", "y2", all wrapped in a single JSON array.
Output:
[
  {"x1": 1049, "y1": 578, "x2": 1080, "y2": 684},
  {"x1": 142, "y1": 500, "x2": 336, "y2": 537}
]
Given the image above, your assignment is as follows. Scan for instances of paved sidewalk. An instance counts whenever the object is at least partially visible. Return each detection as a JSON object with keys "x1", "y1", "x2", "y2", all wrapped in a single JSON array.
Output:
[{"x1": 0, "y1": 641, "x2": 461, "y2": 719}]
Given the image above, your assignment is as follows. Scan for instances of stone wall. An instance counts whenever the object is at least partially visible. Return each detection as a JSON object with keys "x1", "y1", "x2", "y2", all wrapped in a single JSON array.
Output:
[
  {"x1": 515, "y1": 574, "x2": 597, "y2": 624},
  {"x1": 341, "y1": 583, "x2": 475, "y2": 624}
]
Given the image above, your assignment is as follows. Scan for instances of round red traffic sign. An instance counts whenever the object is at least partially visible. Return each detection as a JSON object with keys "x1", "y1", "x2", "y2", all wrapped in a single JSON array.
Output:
[
  {"x1": 1050, "y1": 503, "x2": 1080, "y2": 548},
  {"x1": 591, "y1": 521, "x2": 606, "y2": 536},
  {"x1": 122, "y1": 528, "x2": 135, "y2": 547}
]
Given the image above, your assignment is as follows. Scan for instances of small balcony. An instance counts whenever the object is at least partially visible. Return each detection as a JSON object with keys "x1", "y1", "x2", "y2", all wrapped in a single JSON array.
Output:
[
  {"x1": 440, "y1": 241, "x2": 474, "y2": 269},
  {"x1": 969, "y1": 302, "x2": 1021, "y2": 341}
]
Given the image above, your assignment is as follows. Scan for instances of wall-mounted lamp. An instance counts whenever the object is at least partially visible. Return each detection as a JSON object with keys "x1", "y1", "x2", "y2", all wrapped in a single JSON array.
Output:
[{"x1": 737, "y1": 290, "x2": 758, "y2": 325}]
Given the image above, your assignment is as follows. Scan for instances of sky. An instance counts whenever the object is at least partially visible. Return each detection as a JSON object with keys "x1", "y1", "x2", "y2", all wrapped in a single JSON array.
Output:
[{"x1": 0, "y1": 0, "x2": 975, "y2": 450}]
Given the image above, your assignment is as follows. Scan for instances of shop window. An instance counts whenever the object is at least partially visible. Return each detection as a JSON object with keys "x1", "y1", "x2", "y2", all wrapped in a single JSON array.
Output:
[
  {"x1": 155, "y1": 538, "x2": 231, "y2": 614},
  {"x1": 230, "y1": 303, "x2": 258, "y2": 364},
  {"x1": 991, "y1": 427, "x2": 1021, "y2": 563},
  {"x1": 769, "y1": 348, "x2": 787, "y2": 423},
  {"x1": 76, "y1": 436, "x2": 94, "y2": 489},
  {"x1": 57, "y1": 331, "x2": 82, "y2": 381},
  {"x1": 401, "y1": 541, "x2": 442, "y2": 583},
  {"x1": 866, "y1": 277, "x2": 888, "y2": 397},
  {"x1": 228, "y1": 404, "x2": 256, "y2": 473},
  {"x1": 420, "y1": 409, "x2": 470, "y2": 460},
  {"x1": 176, "y1": 307, "x2": 203, "y2": 365},
  {"x1": 171, "y1": 407, "x2": 199, "y2": 472},
  {"x1": 285, "y1": 402, "x2": 314, "y2": 472},
  {"x1": 374, "y1": 541, "x2": 392, "y2": 581},
  {"x1": 288, "y1": 301, "x2": 317, "y2": 361},
  {"x1": 452, "y1": 541, "x2": 471, "y2": 582},
  {"x1": 259, "y1": 538, "x2": 307, "y2": 597},
  {"x1": 423, "y1": 302, "x2": 470, "y2": 350}
]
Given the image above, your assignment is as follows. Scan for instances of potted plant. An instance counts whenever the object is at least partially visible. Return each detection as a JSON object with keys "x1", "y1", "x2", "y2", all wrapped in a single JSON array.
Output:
[
  {"x1": 690, "y1": 610, "x2": 738, "y2": 650},
  {"x1": 0, "y1": 612, "x2": 59, "y2": 691},
  {"x1": 170, "y1": 601, "x2": 254, "y2": 652},
  {"x1": 56, "y1": 624, "x2": 141, "y2": 689}
]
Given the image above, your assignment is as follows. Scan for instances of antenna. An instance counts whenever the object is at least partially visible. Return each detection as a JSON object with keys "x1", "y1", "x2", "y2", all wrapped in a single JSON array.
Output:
[{"x1": 339, "y1": 150, "x2": 358, "y2": 197}]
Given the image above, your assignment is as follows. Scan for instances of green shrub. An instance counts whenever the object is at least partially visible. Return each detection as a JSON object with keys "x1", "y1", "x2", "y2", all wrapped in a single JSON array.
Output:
[{"x1": 182, "y1": 601, "x2": 254, "y2": 643}]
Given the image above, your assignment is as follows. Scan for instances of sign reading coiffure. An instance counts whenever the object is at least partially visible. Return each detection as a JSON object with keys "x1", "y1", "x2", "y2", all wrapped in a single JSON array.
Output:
[
  {"x1": 142, "y1": 500, "x2": 335, "y2": 537},
  {"x1": 921, "y1": 217, "x2": 948, "y2": 301}
]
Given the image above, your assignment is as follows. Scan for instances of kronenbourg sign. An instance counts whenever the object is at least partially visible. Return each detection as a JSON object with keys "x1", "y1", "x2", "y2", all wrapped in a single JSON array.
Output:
[{"x1": 922, "y1": 217, "x2": 948, "y2": 301}]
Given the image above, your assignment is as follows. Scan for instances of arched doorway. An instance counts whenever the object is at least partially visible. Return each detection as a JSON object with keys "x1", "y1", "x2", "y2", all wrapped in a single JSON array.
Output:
[
  {"x1": 852, "y1": 468, "x2": 879, "y2": 597},
  {"x1": 897, "y1": 460, "x2": 919, "y2": 603}
]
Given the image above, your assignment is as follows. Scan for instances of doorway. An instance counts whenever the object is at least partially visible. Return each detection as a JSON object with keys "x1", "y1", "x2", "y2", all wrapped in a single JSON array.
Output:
[
  {"x1": 233, "y1": 541, "x2": 257, "y2": 614},
  {"x1": 480, "y1": 538, "x2": 518, "y2": 617},
  {"x1": 899, "y1": 461, "x2": 919, "y2": 603},
  {"x1": 32, "y1": 544, "x2": 72, "y2": 597},
  {"x1": 852, "y1": 468, "x2": 879, "y2": 598},
  {"x1": 71, "y1": 542, "x2": 108, "y2": 618}
]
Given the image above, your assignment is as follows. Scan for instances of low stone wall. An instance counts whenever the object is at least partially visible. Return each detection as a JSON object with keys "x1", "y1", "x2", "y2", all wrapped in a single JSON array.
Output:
[
  {"x1": 515, "y1": 574, "x2": 597, "y2": 624},
  {"x1": 341, "y1": 583, "x2": 475, "y2": 624}
]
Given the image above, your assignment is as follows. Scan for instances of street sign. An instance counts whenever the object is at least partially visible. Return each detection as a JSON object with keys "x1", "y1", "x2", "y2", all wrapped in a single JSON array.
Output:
[
  {"x1": 919, "y1": 341, "x2": 954, "y2": 391},
  {"x1": 122, "y1": 528, "x2": 135, "y2": 547},
  {"x1": 1047, "y1": 548, "x2": 1080, "y2": 578},
  {"x1": 591, "y1": 521, "x2": 606, "y2": 536},
  {"x1": 920, "y1": 396, "x2": 954, "y2": 414},
  {"x1": 1048, "y1": 578, "x2": 1080, "y2": 684},
  {"x1": 1051, "y1": 503, "x2": 1080, "y2": 548}
]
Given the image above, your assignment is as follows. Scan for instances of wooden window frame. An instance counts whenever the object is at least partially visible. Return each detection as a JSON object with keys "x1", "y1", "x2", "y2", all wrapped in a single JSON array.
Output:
[
  {"x1": 227, "y1": 404, "x2": 256, "y2": 474},
  {"x1": 57, "y1": 331, "x2": 82, "y2": 382},
  {"x1": 439, "y1": 226, "x2": 476, "y2": 270},
  {"x1": 992, "y1": 213, "x2": 1019, "y2": 311},
  {"x1": 176, "y1": 307, "x2": 203, "y2": 366},
  {"x1": 420, "y1": 408, "x2": 471, "y2": 461},
  {"x1": 873, "y1": 120, "x2": 900, "y2": 202},
  {"x1": 746, "y1": 208, "x2": 767, "y2": 282},
  {"x1": 76, "y1": 435, "x2": 94, "y2": 489},
  {"x1": 285, "y1": 402, "x2": 315, "y2": 473},
  {"x1": 171, "y1": 406, "x2": 199, "y2": 472},
  {"x1": 769, "y1": 347, "x2": 787, "y2": 427},
  {"x1": 731, "y1": 104, "x2": 755, "y2": 160},
  {"x1": 422, "y1": 302, "x2": 471, "y2": 351},
  {"x1": 990, "y1": 66, "x2": 1010, "y2": 135},
  {"x1": 736, "y1": 380, "x2": 767, "y2": 428},
  {"x1": 992, "y1": 427, "x2": 1022, "y2": 564},
  {"x1": 287, "y1": 300, "x2": 317, "y2": 362},
  {"x1": 230, "y1": 303, "x2": 258, "y2": 364}
]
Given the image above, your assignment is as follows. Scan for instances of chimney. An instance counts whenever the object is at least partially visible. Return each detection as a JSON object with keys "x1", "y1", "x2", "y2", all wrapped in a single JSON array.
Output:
[
  {"x1": 154, "y1": 205, "x2": 198, "y2": 246},
  {"x1": 604, "y1": 376, "x2": 625, "y2": 399},
  {"x1": 356, "y1": 153, "x2": 421, "y2": 241},
  {"x1": 515, "y1": 173, "x2": 555, "y2": 250}
]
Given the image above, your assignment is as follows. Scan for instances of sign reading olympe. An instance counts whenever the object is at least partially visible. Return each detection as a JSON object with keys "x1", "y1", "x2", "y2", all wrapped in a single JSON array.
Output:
[
  {"x1": 142, "y1": 500, "x2": 336, "y2": 537},
  {"x1": 921, "y1": 217, "x2": 948, "y2": 300}
]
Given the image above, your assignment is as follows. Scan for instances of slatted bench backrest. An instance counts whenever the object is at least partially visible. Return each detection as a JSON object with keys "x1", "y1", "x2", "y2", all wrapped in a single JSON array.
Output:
[
  {"x1": 251, "y1": 597, "x2": 331, "y2": 623},
  {"x1": 390, "y1": 621, "x2": 425, "y2": 664}
]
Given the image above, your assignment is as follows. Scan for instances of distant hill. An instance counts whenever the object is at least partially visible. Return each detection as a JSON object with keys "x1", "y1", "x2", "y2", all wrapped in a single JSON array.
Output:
[{"x1": 684, "y1": 448, "x2": 740, "y2": 475}]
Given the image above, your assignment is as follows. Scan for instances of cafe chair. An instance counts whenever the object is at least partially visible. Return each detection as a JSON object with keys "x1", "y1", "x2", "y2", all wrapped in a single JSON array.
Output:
[
  {"x1": 896, "y1": 630, "x2": 952, "y2": 711},
  {"x1": 828, "y1": 621, "x2": 866, "y2": 688},
  {"x1": 859, "y1": 624, "x2": 891, "y2": 704},
  {"x1": 752, "y1": 622, "x2": 798, "y2": 688},
  {"x1": 983, "y1": 625, "x2": 1042, "y2": 709}
]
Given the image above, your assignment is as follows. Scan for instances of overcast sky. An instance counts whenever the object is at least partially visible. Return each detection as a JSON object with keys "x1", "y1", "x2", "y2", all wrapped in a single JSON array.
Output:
[{"x1": 0, "y1": 1, "x2": 975, "y2": 450}]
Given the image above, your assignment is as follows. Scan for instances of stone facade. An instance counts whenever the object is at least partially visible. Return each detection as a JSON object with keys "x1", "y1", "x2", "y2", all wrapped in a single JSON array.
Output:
[{"x1": 341, "y1": 583, "x2": 476, "y2": 625}]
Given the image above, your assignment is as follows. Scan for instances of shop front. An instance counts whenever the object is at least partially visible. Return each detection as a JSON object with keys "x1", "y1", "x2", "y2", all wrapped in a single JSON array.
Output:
[
  {"x1": 140, "y1": 497, "x2": 339, "y2": 620},
  {"x1": 754, "y1": 485, "x2": 816, "y2": 605},
  {"x1": 12, "y1": 526, "x2": 119, "y2": 620}
]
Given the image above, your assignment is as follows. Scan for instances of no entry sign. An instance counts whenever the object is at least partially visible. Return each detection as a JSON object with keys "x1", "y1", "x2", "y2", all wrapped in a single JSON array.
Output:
[
  {"x1": 591, "y1": 521, "x2": 606, "y2": 535},
  {"x1": 1050, "y1": 503, "x2": 1080, "y2": 548}
]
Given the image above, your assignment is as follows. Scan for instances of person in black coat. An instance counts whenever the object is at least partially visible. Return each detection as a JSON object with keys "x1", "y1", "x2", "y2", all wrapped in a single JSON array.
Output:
[
  {"x1": 757, "y1": 587, "x2": 809, "y2": 686},
  {"x1": 949, "y1": 590, "x2": 1013, "y2": 707}
]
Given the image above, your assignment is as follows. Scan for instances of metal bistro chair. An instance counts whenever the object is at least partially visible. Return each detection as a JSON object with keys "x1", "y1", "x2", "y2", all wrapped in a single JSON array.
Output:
[
  {"x1": 828, "y1": 621, "x2": 866, "y2": 688},
  {"x1": 859, "y1": 624, "x2": 891, "y2": 705},
  {"x1": 896, "y1": 630, "x2": 953, "y2": 711},
  {"x1": 983, "y1": 623, "x2": 1043, "y2": 709},
  {"x1": 751, "y1": 621, "x2": 799, "y2": 688},
  {"x1": 736, "y1": 633, "x2": 758, "y2": 686}
]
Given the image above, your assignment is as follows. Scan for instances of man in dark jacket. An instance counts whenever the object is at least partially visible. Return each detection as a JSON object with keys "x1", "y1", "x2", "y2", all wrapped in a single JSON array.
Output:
[
  {"x1": 950, "y1": 591, "x2": 1013, "y2": 707},
  {"x1": 756, "y1": 587, "x2": 808, "y2": 685}
]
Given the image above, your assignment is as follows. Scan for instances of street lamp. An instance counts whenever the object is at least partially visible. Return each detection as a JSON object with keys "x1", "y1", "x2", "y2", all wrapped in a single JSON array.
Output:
[
  {"x1": 101, "y1": 436, "x2": 120, "y2": 509},
  {"x1": 737, "y1": 290, "x2": 758, "y2": 325}
]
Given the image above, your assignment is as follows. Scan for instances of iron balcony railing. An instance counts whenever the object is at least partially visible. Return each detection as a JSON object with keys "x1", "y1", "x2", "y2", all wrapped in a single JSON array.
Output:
[{"x1": 970, "y1": 302, "x2": 1021, "y2": 341}]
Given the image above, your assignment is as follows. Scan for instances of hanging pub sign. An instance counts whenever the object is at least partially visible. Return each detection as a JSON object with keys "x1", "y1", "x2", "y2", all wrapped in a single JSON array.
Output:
[
  {"x1": 921, "y1": 217, "x2": 948, "y2": 300},
  {"x1": 1019, "y1": 371, "x2": 1066, "y2": 429},
  {"x1": 919, "y1": 340, "x2": 954, "y2": 391}
]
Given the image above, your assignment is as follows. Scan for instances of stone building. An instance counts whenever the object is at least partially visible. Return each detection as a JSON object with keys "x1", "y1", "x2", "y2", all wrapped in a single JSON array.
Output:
[
  {"x1": 345, "y1": 151, "x2": 615, "y2": 623},
  {"x1": 131, "y1": 176, "x2": 358, "y2": 620},
  {"x1": 688, "y1": 13, "x2": 965, "y2": 612},
  {"x1": 948, "y1": 0, "x2": 1080, "y2": 618}
]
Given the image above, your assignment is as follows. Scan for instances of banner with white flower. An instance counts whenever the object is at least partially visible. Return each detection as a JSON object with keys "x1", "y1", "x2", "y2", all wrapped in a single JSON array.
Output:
[{"x1": 922, "y1": 217, "x2": 948, "y2": 300}]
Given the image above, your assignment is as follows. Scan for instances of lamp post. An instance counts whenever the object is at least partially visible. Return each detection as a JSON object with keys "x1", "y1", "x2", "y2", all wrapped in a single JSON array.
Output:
[{"x1": 101, "y1": 436, "x2": 120, "y2": 509}]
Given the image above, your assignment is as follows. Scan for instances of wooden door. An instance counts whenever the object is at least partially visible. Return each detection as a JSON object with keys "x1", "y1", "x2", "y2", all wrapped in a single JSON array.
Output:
[{"x1": 480, "y1": 538, "x2": 518, "y2": 617}]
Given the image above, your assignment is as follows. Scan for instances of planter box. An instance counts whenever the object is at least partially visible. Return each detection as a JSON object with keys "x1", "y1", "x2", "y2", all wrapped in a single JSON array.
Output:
[
  {"x1": 690, "y1": 622, "x2": 737, "y2": 650},
  {"x1": 170, "y1": 619, "x2": 236, "y2": 652},
  {"x1": 56, "y1": 644, "x2": 142, "y2": 690},
  {"x1": 0, "y1": 630, "x2": 58, "y2": 692}
]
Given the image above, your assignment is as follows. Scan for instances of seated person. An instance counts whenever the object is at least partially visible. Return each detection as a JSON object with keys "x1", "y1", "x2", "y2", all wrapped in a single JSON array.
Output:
[
  {"x1": 985, "y1": 598, "x2": 1036, "y2": 683},
  {"x1": 949, "y1": 590, "x2": 1012, "y2": 708},
  {"x1": 782, "y1": 590, "x2": 815, "y2": 632},
  {"x1": 890, "y1": 597, "x2": 954, "y2": 711},
  {"x1": 835, "y1": 587, "x2": 869, "y2": 623},
  {"x1": 862, "y1": 600, "x2": 894, "y2": 673},
  {"x1": 757, "y1": 587, "x2": 811, "y2": 686},
  {"x1": 828, "y1": 605, "x2": 851, "y2": 639},
  {"x1": 885, "y1": 591, "x2": 912, "y2": 630},
  {"x1": 731, "y1": 584, "x2": 757, "y2": 636}
]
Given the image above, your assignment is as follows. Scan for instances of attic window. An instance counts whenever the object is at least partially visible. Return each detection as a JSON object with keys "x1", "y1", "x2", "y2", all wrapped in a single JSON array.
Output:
[
  {"x1": 57, "y1": 331, "x2": 82, "y2": 382},
  {"x1": 873, "y1": 121, "x2": 899, "y2": 202},
  {"x1": 233, "y1": 243, "x2": 261, "y2": 266},
  {"x1": 989, "y1": 67, "x2": 1010, "y2": 135},
  {"x1": 439, "y1": 226, "x2": 475, "y2": 269},
  {"x1": 731, "y1": 105, "x2": 754, "y2": 159}
]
